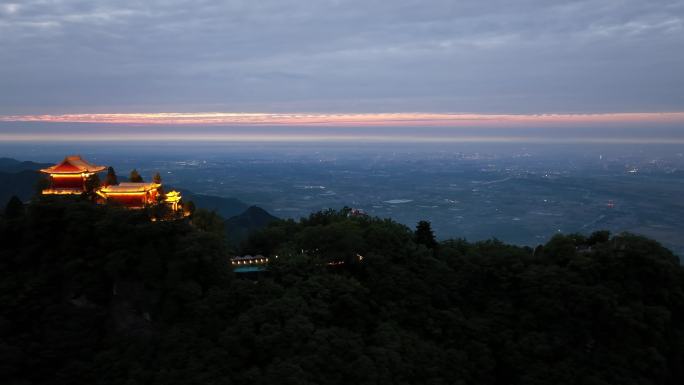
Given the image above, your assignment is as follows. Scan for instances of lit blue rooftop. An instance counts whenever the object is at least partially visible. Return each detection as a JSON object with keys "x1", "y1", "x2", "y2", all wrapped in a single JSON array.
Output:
[{"x1": 233, "y1": 266, "x2": 266, "y2": 273}]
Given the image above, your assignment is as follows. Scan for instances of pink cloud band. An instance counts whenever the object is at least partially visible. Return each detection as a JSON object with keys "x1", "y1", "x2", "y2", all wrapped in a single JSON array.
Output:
[{"x1": 2, "y1": 112, "x2": 684, "y2": 127}]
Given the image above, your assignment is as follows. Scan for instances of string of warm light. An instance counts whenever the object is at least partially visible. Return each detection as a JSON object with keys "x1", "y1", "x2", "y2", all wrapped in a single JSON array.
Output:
[
  {"x1": 98, "y1": 192, "x2": 154, "y2": 196},
  {"x1": 41, "y1": 189, "x2": 84, "y2": 195},
  {"x1": 231, "y1": 258, "x2": 269, "y2": 265},
  {"x1": 49, "y1": 173, "x2": 95, "y2": 178}
]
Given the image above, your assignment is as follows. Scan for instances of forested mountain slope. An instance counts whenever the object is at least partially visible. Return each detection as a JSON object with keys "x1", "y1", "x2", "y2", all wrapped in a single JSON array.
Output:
[{"x1": 1, "y1": 200, "x2": 683, "y2": 385}]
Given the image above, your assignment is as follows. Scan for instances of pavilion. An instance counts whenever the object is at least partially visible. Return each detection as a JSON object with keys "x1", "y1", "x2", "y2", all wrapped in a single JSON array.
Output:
[
  {"x1": 96, "y1": 182, "x2": 162, "y2": 208},
  {"x1": 40, "y1": 155, "x2": 106, "y2": 195}
]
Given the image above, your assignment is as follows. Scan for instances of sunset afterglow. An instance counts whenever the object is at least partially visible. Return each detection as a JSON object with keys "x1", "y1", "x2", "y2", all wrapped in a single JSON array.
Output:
[
  {"x1": 2, "y1": 112, "x2": 684, "y2": 127},
  {"x1": 1, "y1": 111, "x2": 683, "y2": 143}
]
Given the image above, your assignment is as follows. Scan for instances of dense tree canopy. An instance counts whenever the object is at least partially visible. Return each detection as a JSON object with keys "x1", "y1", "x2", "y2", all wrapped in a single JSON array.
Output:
[{"x1": 1, "y1": 201, "x2": 683, "y2": 385}]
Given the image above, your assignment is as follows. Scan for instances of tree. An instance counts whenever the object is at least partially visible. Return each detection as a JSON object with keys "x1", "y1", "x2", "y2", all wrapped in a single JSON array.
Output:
[
  {"x1": 4, "y1": 195, "x2": 24, "y2": 218},
  {"x1": 183, "y1": 201, "x2": 196, "y2": 216},
  {"x1": 588, "y1": 230, "x2": 610, "y2": 245},
  {"x1": 129, "y1": 169, "x2": 143, "y2": 183},
  {"x1": 104, "y1": 167, "x2": 118, "y2": 186},
  {"x1": 84, "y1": 173, "x2": 101, "y2": 197},
  {"x1": 152, "y1": 172, "x2": 164, "y2": 196},
  {"x1": 192, "y1": 208, "x2": 225, "y2": 236},
  {"x1": 34, "y1": 175, "x2": 50, "y2": 196},
  {"x1": 415, "y1": 220, "x2": 437, "y2": 249},
  {"x1": 149, "y1": 202, "x2": 171, "y2": 221}
]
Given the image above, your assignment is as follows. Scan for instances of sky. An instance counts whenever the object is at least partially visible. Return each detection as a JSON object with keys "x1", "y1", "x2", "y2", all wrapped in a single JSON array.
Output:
[{"x1": 0, "y1": 0, "x2": 683, "y2": 140}]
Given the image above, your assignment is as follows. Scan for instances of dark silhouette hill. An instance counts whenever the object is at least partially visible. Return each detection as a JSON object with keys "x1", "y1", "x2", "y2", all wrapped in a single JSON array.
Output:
[
  {"x1": 0, "y1": 157, "x2": 50, "y2": 172},
  {"x1": 0, "y1": 158, "x2": 51, "y2": 205},
  {"x1": 225, "y1": 205, "x2": 279, "y2": 246},
  {"x1": 177, "y1": 188, "x2": 250, "y2": 218},
  {"x1": 0, "y1": 170, "x2": 43, "y2": 205}
]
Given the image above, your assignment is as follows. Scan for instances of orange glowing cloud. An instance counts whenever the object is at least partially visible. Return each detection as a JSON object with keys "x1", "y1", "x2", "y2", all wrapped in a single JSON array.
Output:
[{"x1": 2, "y1": 112, "x2": 684, "y2": 127}]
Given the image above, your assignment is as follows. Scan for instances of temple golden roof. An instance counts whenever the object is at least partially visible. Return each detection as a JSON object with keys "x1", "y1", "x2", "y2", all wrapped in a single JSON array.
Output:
[
  {"x1": 40, "y1": 155, "x2": 106, "y2": 174},
  {"x1": 99, "y1": 182, "x2": 161, "y2": 193}
]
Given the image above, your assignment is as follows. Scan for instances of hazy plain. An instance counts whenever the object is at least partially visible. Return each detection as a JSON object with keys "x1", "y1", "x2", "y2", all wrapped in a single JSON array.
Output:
[{"x1": 2, "y1": 141, "x2": 682, "y2": 256}]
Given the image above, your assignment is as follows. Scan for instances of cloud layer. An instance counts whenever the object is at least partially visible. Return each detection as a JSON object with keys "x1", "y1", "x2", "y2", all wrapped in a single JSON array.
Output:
[
  {"x1": 1, "y1": 112, "x2": 683, "y2": 143},
  {"x1": 1, "y1": 0, "x2": 683, "y2": 114},
  {"x1": 2, "y1": 112, "x2": 684, "y2": 126}
]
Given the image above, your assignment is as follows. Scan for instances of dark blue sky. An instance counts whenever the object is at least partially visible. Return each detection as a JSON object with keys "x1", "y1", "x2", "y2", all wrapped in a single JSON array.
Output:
[{"x1": 1, "y1": 0, "x2": 683, "y2": 115}]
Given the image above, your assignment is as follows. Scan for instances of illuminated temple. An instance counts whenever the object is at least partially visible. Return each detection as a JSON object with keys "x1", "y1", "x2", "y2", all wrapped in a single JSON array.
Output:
[
  {"x1": 97, "y1": 182, "x2": 162, "y2": 208},
  {"x1": 41, "y1": 155, "x2": 185, "y2": 217},
  {"x1": 40, "y1": 155, "x2": 106, "y2": 194}
]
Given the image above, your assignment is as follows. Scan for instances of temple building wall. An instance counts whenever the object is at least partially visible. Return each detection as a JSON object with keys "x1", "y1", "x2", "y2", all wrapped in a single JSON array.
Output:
[
  {"x1": 105, "y1": 194, "x2": 149, "y2": 208},
  {"x1": 51, "y1": 175, "x2": 85, "y2": 190}
]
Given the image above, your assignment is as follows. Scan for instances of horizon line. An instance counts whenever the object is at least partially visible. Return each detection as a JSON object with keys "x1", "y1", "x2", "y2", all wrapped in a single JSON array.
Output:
[
  {"x1": 2, "y1": 112, "x2": 684, "y2": 127},
  {"x1": 2, "y1": 133, "x2": 684, "y2": 145}
]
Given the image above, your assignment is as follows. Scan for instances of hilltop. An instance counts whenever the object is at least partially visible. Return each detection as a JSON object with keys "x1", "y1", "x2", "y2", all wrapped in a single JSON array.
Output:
[
  {"x1": 0, "y1": 157, "x2": 277, "y2": 245},
  {"x1": 225, "y1": 206, "x2": 279, "y2": 246},
  {"x1": 177, "y1": 189, "x2": 251, "y2": 219},
  {"x1": 1, "y1": 198, "x2": 683, "y2": 385}
]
